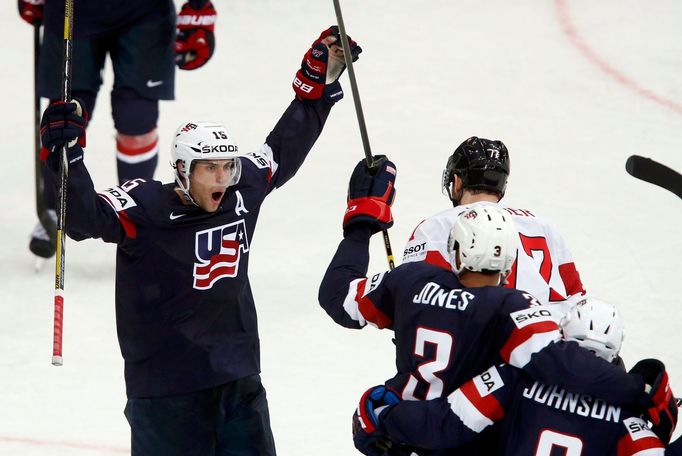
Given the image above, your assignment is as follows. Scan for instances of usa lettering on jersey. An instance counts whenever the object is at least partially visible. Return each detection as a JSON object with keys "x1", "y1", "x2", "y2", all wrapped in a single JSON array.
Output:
[{"x1": 192, "y1": 220, "x2": 250, "y2": 290}]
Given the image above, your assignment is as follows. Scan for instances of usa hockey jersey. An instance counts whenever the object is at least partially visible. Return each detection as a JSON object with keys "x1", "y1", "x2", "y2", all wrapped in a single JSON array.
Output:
[
  {"x1": 380, "y1": 363, "x2": 665, "y2": 456},
  {"x1": 59, "y1": 95, "x2": 336, "y2": 398},
  {"x1": 402, "y1": 202, "x2": 585, "y2": 316},
  {"x1": 319, "y1": 228, "x2": 644, "y2": 406}
]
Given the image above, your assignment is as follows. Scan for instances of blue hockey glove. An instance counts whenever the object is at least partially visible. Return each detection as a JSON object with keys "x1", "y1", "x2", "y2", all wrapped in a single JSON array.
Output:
[
  {"x1": 352, "y1": 385, "x2": 400, "y2": 456},
  {"x1": 293, "y1": 26, "x2": 361, "y2": 102},
  {"x1": 39, "y1": 99, "x2": 88, "y2": 171},
  {"x1": 630, "y1": 358, "x2": 678, "y2": 444},
  {"x1": 344, "y1": 156, "x2": 397, "y2": 234}
]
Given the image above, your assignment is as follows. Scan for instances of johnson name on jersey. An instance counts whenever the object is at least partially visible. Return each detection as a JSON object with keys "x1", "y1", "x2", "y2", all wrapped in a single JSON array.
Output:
[{"x1": 380, "y1": 363, "x2": 665, "y2": 456}]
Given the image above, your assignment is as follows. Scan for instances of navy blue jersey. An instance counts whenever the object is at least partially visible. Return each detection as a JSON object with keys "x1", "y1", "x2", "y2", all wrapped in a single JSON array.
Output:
[
  {"x1": 44, "y1": 0, "x2": 174, "y2": 38},
  {"x1": 319, "y1": 228, "x2": 645, "y2": 404},
  {"x1": 380, "y1": 364, "x2": 665, "y2": 456},
  {"x1": 59, "y1": 96, "x2": 335, "y2": 398}
]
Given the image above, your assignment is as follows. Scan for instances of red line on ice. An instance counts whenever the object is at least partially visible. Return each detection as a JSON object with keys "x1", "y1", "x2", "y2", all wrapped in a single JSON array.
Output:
[{"x1": 554, "y1": 0, "x2": 682, "y2": 117}]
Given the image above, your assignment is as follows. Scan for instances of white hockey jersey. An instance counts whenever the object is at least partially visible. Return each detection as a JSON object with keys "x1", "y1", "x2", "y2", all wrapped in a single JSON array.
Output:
[{"x1": 402, "y1": 202, "x2": 585, "y2": 316}]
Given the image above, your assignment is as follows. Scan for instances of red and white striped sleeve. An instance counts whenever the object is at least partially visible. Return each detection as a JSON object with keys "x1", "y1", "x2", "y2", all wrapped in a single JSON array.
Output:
[
  {"x1": 499, "y1": 300, "x2": 562, "y2": 369},
  {"x1": 446, "y1": 365, "x2": 507, "y2": 433},
  {"x1": 340, "y1": 272, "x2": 393, "y2": 329},
  {"x1": 616, "y1": 417, "x2": 665, "y2": 456}
]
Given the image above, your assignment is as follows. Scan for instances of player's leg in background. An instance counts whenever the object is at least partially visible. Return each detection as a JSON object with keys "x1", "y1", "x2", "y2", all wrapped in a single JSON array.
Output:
[
  {"x1": 124, "y1": 390, "x2": 215, "y2": 456},
  {"x1": 109, "y1": 9, "x2": 175, "y2": 185},
  {"x1": 32, "y1": 29, "x2": 105, "y2": 258},
  {"x1": 111, "y1": 88, "x2": 160, "y2": 184},
  {"x1": 215, "y1": 375, "x2": 277, "y2": 456}
]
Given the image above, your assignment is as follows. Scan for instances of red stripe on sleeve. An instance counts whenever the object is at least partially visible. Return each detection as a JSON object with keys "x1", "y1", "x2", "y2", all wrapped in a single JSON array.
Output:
[
  {"x1": 499, "y1": 321, "x2": 559, "y2": 364},
  {"x1": 460, "y1": 380, "x2": 504, "y2": 422},
  {"x1": 558, "y1": 262, "x2": 585, "y2": 296},
  {"x1": 118, "y1": 210, "x2": 137, "y2": 239},
  {"x1": 617, "y1": 434, "x2": 664, "y2": 455},
  {"x1": 355, "y1": 280, "x2": 392, "y2": 329}
]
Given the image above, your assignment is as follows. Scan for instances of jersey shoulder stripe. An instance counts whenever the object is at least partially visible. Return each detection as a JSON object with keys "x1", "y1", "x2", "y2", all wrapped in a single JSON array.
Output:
[{"x1": 617, "y1": 417, "x2": 664, "y2": 455}]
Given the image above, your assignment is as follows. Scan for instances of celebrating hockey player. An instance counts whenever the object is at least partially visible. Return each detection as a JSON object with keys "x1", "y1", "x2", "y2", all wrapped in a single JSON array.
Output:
[
  {"x1": 403, "y1": 136, "x2": 585, "y2": 318},
  {"x1": 318, "y1": 158, "x2": 671, "y2": 455},
  {"x1": 355, "y1": 297, "x2": 679, "y2": 455},
  {"x1": 38, "y1": 27, "x2": 360, "y2": 456}
]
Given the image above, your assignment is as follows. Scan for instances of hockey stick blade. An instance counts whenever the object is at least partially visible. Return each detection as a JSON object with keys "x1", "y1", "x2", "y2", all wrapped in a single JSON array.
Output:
[{"x1": 625, "y1": 155, "x2": 682, "y2": 200}]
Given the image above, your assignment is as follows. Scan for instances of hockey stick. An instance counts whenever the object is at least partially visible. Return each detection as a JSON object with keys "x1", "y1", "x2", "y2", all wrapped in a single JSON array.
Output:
[
  {"x1": 625, "y1": 155, "x2": 682, "y2": 200},
  {"x1": 332, "y1": 0, "x2": 396, "y2": 270},
  {"x1": 52, "y1": 0, "x2": 75, "y2": 366},
  {"x1": 34, "y1": 24, "x2": 56, "y2": 243}
]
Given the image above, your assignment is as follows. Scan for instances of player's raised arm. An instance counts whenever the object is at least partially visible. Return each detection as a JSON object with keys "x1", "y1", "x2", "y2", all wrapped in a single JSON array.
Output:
[
  {"x1": 40, "y1": 100, "x2": 125, "y2": 243},
  {"x1": 263, "y1": 26, "x2": 361, "y2": 191},
  {"x1": 318, "y1": 156, "x2": 396, "y2": 329}
]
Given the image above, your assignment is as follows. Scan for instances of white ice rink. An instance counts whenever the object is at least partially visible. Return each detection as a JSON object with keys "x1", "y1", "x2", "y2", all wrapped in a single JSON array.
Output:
[{"x1": 1, "y1": 0, "x2": 681, "y2": 454}]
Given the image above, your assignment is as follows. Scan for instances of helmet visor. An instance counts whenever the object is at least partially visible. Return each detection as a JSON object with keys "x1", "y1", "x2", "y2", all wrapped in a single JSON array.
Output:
[{"x1": 189, "y1": 158, "x2": 242, "y2": 188}]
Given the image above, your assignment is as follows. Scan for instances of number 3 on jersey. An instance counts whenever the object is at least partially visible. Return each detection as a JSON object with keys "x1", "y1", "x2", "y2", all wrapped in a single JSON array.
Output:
[{"x1": 402, "y1": 327, "x2": 453, "y2": 400}]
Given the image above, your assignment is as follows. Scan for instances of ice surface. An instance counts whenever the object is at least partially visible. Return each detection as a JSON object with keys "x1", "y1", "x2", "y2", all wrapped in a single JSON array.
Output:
[{"x1": 1, "y1": 0, "x2": 681, "y2": 454}]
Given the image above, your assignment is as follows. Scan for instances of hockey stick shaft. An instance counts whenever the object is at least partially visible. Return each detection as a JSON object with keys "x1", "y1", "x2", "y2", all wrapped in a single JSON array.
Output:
[
  {"x1": 625, "y1": 155, "x2": 682, "y2": 200},
  {"x1": 52, "y1": 0, "x2": 75, "y2": 366},
  {"x1": 34, "y1": 25, "x2": 44, "y2": 220},
  {"x1": 34, "y1": 25, "x2": 57, "y2": 240},
  {"x1": 332, "y1": 0, "x2": 396, "y2": 270}
]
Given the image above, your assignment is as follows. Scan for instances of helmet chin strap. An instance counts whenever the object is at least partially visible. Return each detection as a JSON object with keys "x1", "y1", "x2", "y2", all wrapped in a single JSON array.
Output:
[{"x1": 175, "y1": 162, "x2": 200, "y2": 207}]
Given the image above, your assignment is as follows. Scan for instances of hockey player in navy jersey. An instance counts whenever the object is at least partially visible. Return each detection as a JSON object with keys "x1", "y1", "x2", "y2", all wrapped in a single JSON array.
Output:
[
  {"x1": 38, "y1": 27, "x2": 361, "y2": 456},
  {"x1": 355, "y1": 297, "x2": 679, "y2": 455},
  {"x1": 318, "y1": 157, "x2": 670, "y2": 455}
]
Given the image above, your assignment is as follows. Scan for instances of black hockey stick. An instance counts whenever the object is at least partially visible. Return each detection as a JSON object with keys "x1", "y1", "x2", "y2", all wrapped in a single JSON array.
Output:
[
  {"x1": 625, "y1": 155, "x2": 682, "y2": 200},
  {"x1": 332, "y1": 0, "x2": 396, "y2": 270},
  {"x1": 34, "y1": 25, "x2": 56, "y2": 246},
  {"x1": 52, "y1": 0, "x2": 75, "y2": 367}
]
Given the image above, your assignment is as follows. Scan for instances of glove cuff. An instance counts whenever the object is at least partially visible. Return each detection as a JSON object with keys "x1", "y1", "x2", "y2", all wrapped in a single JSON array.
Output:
[{"x1": 344, "y1": 197, "x2": 393, "y2": 227}]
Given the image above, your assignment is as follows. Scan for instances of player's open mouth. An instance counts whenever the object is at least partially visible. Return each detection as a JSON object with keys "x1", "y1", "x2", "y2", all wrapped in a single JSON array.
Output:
[{"x1": 211, "y1": 191, "x2": 224, "y2": 202}]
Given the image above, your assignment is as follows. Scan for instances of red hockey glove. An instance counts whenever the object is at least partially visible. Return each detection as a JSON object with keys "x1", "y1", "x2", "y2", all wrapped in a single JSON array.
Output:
[
  {"x1": 293, "y1": 26, "x2": 362, "y2": 101},
  {"x1": 175, "y1": 0, "x2": 217, "y2": 70},
  {"x1": 352, "y1": 385, "x2": 400, "y2": 456},
  {"x1": 344, "y1": 156, "x2": 397, "y2": 234},
  {"x1": 18, "y1": 0, "x2": 44, "y2": 25},
  {"x1": 630, "y1": 358, "x2": 679, "y2": 444}
]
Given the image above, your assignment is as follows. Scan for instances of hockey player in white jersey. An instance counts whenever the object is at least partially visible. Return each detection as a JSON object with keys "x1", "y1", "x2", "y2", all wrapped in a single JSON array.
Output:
[{"x1": 403, "y1": 136, "x2": 585, "y2": 317}]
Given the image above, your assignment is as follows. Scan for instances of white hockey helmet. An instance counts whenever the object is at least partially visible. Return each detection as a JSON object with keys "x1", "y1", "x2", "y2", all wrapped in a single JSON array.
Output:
[
  {"x1": 171, "y1": 121, "x2": 243, "y2": 200},
  {"x1": 447, "y1": 205, "x2": 517, "y2": 276},
  {"x1": 560, "y1": 297, "x2": 624, "y2": 363}
]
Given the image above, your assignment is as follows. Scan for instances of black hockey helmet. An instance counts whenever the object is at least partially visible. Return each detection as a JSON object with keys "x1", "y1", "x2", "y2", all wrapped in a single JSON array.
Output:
[{"x1": 442, "y1": 136, "x2": 510, "y2": 205}]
